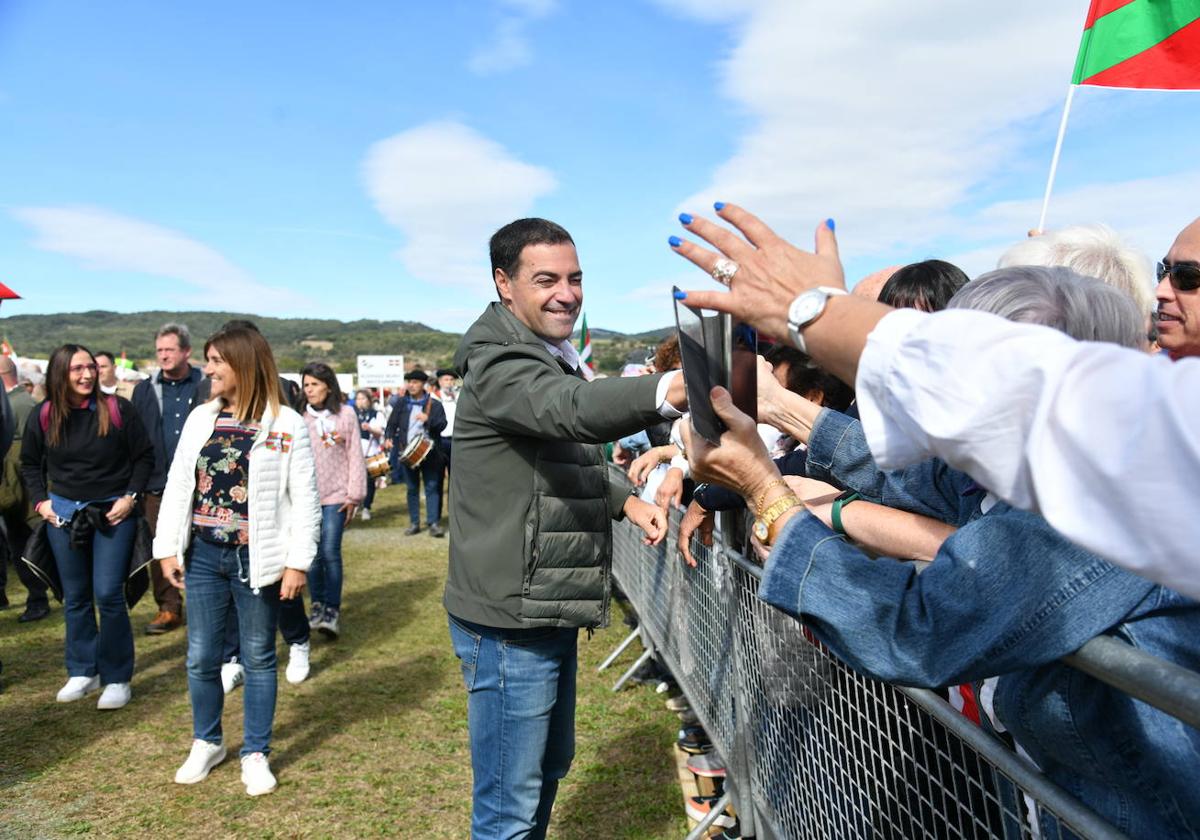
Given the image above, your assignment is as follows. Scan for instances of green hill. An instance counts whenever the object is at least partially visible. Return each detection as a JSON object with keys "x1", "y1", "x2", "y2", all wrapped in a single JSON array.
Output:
[{"x1": 2, "y1": 311, "x2": 672, "y2": 376}]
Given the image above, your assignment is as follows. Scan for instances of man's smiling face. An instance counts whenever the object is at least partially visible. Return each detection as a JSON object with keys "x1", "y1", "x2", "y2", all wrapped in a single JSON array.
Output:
[{"x1": 494, "y1": 242, "x2": 583, "y2": 343}]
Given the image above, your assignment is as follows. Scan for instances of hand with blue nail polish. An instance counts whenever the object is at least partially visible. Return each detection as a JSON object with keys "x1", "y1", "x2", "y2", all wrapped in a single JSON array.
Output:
[
  {"x1": 666, "y1": 203, "x2": 846, "y2": 342},
  {"x1": 669, "y1": 235, "x2": 683, "y2": 248},
  {"x1": 714, "y1": 202, "x2": 726, "y2": 211}
]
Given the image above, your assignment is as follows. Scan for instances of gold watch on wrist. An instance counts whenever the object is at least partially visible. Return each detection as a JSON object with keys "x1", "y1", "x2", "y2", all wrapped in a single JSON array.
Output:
[{"x1": 752, "y1": 493, "x2": 802, "y2": 546}]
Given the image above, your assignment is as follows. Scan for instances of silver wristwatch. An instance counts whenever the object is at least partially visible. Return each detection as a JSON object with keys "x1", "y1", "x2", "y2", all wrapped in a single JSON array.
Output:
[{"x1": 787, "y1": 286, "x2": 848, "y2": 353}]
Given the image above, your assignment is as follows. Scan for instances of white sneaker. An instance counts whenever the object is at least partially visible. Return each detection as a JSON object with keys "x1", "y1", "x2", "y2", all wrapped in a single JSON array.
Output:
[
  {"x1": 56, "y1": 675, "x2": 100, "y2": 703},
  {"x1": 241, "y1": 752, "x2": 277, "y2": 796},
  {"x1": 174, "y1": 739, "x2": 227, "y2": 784},
  {"x1": 360, "y1": 508, "x2": 372, "y2": 521},
  {"x1": 285, "y1": 642, "x2": 310, "y2": 684},
  {"x1": 96, "y1": 682, "x2": 132, "y2": 710},
  {"x1": 221, "y1": 661, "x2": 245, "y2": 694}
]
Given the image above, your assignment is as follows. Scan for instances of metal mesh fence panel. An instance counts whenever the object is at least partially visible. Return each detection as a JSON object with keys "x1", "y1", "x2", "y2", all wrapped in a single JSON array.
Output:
[
  {"x1": 611, "y1": 506, "x2": 739, "y2": 764},
  {"x1": 609, "y1": 505, "x2": 1125, "y2": 840}
]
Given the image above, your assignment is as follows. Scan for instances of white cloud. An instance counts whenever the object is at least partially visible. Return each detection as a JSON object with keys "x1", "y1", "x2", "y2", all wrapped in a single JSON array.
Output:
[
  {"x1": 663, "y1": 1, "x2": 1090, "y2": 255},
  {"x1": 11, "y1": 205, "x2": 306, "y2": 306},
  {"x1": 362, "y1": 120, "x2": 558, "y2": 288},
  {"x1": 468, "y1": 0, "x2": 557, "y2": 75},
  {"x1": 944, "y1": 168, "x2": 1200, "y2": 278}
]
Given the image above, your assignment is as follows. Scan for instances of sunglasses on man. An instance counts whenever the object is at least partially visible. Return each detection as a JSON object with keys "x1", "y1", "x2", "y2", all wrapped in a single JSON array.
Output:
[{"x1": 1156, "y1": 259, "x2": 1200, "y2": 292}]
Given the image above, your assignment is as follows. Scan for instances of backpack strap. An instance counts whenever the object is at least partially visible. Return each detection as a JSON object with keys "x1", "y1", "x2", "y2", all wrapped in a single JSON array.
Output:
[
  {"x1": 38, "y1": 396, "x2": 123, "y2": 434},
  {"x1": 105, "y1": 394, "x2": 123, "y2": 430}
]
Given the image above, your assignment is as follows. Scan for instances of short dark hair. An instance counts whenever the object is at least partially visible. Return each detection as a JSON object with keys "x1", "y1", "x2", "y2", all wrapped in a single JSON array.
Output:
[
  {"x1": 435, "y1": 368, "x2": 458, "y2": 379},
  {"x1": 220, "y1": 319, "x2": 260, "y2": 333},
  {"x1": 405, "y1": 369, "x2": 429, "y2": 383},
  {"x1": 94, "y1": 351, "x2": 116, "y2": 365},
  {"x1": 489, "y1": 218, "x2": 574, "y2": 285},
  {"x1": 878, "y1": 260, "x2": 969, "y2": 312},
  {"x1": 762, "y1": 345, "x2": 854, "y2": 412},
  {"x1": 300, "y1": 361, "x2": 343, "y2": 411}
]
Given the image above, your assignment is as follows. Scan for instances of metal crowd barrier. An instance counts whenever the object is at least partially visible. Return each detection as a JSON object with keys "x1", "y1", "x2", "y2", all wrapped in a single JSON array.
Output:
[{"x1": 603, "y1": 501, "x2": 1188, "y2": 840}]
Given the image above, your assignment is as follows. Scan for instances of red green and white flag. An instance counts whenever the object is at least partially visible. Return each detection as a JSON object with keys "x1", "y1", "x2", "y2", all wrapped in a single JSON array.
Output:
[
  {"x1": 1072, "y1": 0, "x2": 1200, "y2": 89},
  {"x1": 578, "y1": 314, "x2": 594, "y2": 380}
]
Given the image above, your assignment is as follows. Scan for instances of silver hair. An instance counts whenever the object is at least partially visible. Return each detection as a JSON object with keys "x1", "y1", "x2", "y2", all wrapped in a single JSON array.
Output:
[
  {"x1": 155, "y1": 322, "x2": 192, "y2": 350},
  {"x1": 948, "y1": 265, "x2": 1146, "y2": 349},
  {"x1": 997, "y1": 223, "x2": 1154, "y2": 316}
]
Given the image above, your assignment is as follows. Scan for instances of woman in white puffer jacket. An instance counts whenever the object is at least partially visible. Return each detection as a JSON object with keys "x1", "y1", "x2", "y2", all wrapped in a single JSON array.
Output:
[{"x1": 152, "y1": 324, "x2": 320, "y2": 797}]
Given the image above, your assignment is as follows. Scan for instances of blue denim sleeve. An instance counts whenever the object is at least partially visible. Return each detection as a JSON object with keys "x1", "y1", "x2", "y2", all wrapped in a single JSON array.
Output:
[
  {"x1": 617, "y1": 429, "x2": 651, "y2": 453},
  {"x1": 759, "y1": 506, "x2": 1156, "y2": 688},
  {"x1": 804, "y1": 408, "x2": 976, "y2": 525}
]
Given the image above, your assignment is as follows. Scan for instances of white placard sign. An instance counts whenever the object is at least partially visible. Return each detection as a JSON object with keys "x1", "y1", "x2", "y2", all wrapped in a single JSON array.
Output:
[{"x1": 357, "y1": 355, "x2": 406, "y2": 389}]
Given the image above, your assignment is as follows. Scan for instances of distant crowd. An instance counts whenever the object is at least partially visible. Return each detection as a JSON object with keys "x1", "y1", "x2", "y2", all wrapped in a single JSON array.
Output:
[{"x1": 0, "y1": 318, "x2": 459, "y2": 797}]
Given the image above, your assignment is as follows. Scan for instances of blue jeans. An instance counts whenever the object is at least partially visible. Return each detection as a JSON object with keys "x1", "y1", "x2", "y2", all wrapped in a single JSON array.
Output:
[
  {"x1": 307, "y1": 504, "x2": 345, "y2": 609},
  {"x1": 448, "y1": 614, "x2": 577, "y2": 840},
  {"x1": 46, "y1": 516, "x2": 136, "y2": 684},
  {"x1": 224, "y1": 590, "x2": 309, "y2": 664},
  {"x1": 185, "y1": 538, "x2": 281, "y2": 756},
  {"x1": 401, "y1": 456, "x2": 442, "y2": 527}
]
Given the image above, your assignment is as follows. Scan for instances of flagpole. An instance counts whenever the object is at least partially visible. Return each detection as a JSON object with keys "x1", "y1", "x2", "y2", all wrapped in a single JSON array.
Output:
[{"x1": 1037, "y1": 84, "x2": 1077, "y2": 233}]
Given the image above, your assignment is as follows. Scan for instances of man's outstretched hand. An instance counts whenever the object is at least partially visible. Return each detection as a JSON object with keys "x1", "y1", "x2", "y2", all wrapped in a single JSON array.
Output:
[{"x1": 623, "y1": 496, "x2": 668, "y2": 546}]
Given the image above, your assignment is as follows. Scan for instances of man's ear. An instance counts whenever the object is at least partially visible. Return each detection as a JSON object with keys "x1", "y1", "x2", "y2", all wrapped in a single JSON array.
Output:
[{"x1": 494, "y1": 268, "x2": 513, "y2": 305}]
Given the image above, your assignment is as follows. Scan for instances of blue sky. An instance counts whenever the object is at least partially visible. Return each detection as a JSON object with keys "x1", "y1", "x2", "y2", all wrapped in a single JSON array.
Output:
[{"x1": 2, "y1": 0, "x2": 1199, "y2": 335}]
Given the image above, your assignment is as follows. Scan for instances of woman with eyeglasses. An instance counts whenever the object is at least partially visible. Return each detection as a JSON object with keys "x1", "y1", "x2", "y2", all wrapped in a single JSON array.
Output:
[
  {"x1": 153, "y1": 325, "x2": 320, "y2": 796},
  {"x1": 20, "y1": 345, "x2": 154, "y2": 709}
]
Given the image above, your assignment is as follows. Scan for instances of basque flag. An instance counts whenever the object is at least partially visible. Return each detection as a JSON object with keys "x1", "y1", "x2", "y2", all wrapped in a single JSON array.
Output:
[
  {"x1": 1072, "y1": 0, "x2": 1200, "y2": 89},
  {"x1": 578, "y1": 313, "x2": 595, "y2": 380}
]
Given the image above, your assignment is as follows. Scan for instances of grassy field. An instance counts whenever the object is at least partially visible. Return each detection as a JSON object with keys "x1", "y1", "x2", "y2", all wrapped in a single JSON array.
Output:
[{"x1": 0, "y1": 488, "x2": 688, "y2": 838}]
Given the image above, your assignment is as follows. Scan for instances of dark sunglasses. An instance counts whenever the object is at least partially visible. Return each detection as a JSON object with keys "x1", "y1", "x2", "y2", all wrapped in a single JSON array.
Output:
[{"x1": 1156, "y1": 259, "x2": 1200, "y2": 291}]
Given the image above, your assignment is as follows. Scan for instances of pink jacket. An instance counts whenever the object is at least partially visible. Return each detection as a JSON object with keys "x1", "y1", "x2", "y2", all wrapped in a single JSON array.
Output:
[{"x1": 302, "y1": 404, "x2": 368, "y2": 506}]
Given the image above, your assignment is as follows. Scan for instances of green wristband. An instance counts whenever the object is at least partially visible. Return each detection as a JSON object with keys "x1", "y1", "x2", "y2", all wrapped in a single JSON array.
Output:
[{"x1": 830, "y1": 491, "x2": 861, "y2": 535}]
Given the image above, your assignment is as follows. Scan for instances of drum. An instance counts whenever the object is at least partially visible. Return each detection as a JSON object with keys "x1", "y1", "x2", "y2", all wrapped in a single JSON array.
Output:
[
  {"x1": 400, "y1": 434, "x2": 434, "y2": 469},
  {"x1": 365, "y1": 451, "x2": 390, "y2": 479}
]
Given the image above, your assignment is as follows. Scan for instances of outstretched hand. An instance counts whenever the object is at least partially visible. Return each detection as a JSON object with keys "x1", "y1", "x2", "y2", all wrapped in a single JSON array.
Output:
[
  {"x1": 670, "y1": 204, "x2": 845, "y2": 340},
  {"x1": 623, "y1": 496, "x2": 668, "y2": 546},
  {"x1": 678, "y1": 499, "x2": 714, "y2": 568}
]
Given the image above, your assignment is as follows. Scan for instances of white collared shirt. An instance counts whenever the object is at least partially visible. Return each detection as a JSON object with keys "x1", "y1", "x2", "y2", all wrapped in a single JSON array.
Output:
[
  {"x1": 542, "y1": 338, "x2": 683, "y2": 420},
  {"x1": 854, "y1": 307, "x2": 1200, "y2": 599}
]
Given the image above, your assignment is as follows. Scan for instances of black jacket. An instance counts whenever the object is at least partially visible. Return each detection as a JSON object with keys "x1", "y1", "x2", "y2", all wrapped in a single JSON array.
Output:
[
  {"x1": 385, "y1": 393, "x2": 447, "y2": 448},
  {"x1": 131, "y1": 366, "x2": 204, "y2": 493},
  {"x1": 21, "y1": 513, "x2": 153, "y2": 607}
]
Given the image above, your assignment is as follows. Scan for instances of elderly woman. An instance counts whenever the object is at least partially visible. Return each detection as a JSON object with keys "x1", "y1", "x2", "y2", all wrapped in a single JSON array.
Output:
[
  {"x1": 682, "y1": 266, "x2": 1200, "y2": 837},
  {"x1": 21, "y1": 345, "x2": 154, "y2": 709},
  {"x1": 154, "y1": 325, "x2": 319, "y2": 796}
]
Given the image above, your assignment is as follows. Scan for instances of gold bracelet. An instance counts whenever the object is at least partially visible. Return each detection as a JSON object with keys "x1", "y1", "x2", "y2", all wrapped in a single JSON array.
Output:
[{"x1": 754, "y1": 478, "x2": 788, "y2": 516}]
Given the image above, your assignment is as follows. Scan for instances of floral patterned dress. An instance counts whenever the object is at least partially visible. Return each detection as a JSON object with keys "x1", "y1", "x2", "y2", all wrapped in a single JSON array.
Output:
[{"x1": 191, "y1": 412, "x2": 260, "y2": 545}]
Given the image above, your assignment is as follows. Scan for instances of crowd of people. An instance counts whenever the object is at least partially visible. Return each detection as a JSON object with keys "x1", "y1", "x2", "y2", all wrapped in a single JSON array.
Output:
[
  {"x1": 649, "y1": 208, "x2": 1200, "y2": 837},
  {"x1": 0, "y1": 319, "x2": 459, "y2": 797},
  {"x1": 3, "y1": 208, "x2": 1198, "y2": 837}
]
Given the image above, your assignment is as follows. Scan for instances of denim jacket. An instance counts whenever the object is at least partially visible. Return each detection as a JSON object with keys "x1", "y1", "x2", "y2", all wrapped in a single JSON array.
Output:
[{"x1": 758, "y1": 407, "x2": 1200, "y2": 838}]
